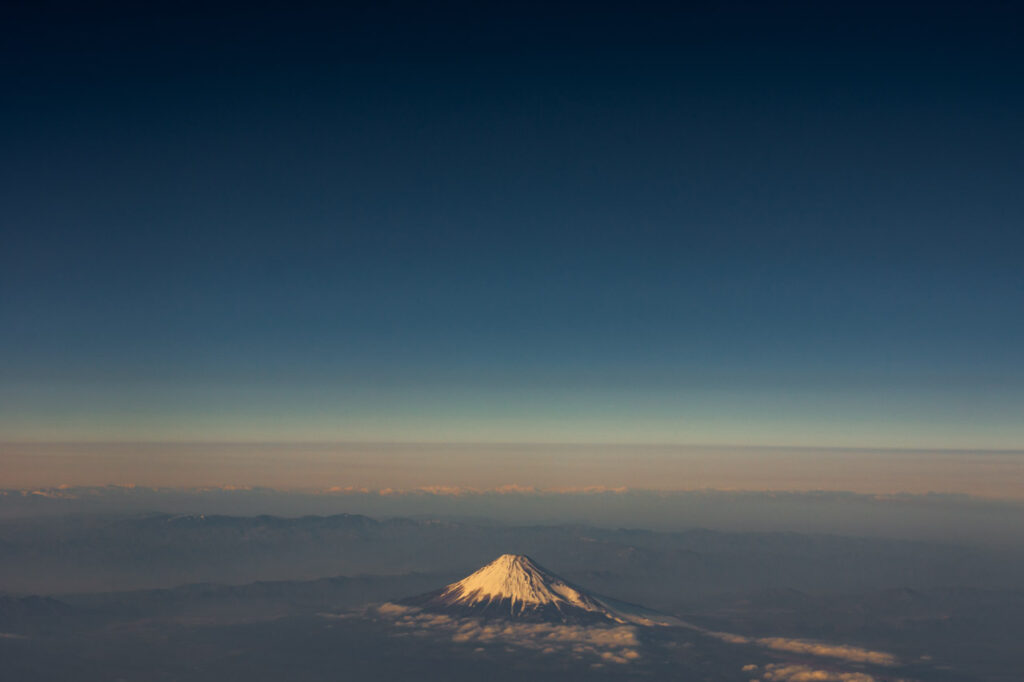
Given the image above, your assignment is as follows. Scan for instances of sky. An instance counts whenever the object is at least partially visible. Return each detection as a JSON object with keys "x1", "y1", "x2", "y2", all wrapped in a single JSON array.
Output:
[{"x1": 2, "y1": 3, "x2": 1023, "y2": 490}]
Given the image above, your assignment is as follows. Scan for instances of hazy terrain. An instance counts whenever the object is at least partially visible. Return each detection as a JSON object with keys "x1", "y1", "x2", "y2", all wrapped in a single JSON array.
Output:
[
  {"x1": 5, "y1": 0, "x2": 1024, "y2": 679},
  {"x1": 5, "y1": 485, "x2": 1024, "y2": 546},
  {"x1": 1, "y1": 492, "x2": 1022, "y2": 680}
]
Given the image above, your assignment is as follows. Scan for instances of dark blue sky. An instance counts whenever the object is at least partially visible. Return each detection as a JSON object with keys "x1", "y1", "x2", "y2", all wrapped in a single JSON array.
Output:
[{"x1": 3, "y1": 2, "x2": 1023, "y2": 448}]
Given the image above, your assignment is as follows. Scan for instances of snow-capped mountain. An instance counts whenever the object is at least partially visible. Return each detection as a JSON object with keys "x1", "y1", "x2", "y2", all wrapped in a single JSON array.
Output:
[{"x1": 406, "y1": 554, "x2": 679, "y2": 626}]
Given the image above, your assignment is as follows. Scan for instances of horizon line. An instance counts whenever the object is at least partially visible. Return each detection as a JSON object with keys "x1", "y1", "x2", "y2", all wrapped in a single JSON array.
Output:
[{"x1": 3, "y1": 439, "x2": 1023, "y2": 454}]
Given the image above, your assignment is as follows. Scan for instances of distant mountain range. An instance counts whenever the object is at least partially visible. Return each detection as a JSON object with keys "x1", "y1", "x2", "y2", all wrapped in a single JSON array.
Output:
[{"x1": 3, "y1": 512, "x2": 1019, "y2": 598}]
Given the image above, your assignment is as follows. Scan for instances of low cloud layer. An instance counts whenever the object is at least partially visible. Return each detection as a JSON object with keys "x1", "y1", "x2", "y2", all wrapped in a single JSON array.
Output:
[
  {"x1": 709, "y1": 631, "x2": 896, "y2": 666},
  {"x1": 757, "y1": 638, "x2": 896, "y2": 666},
  {"x1": 365, "y1": 603, "x2": 642, "y2": 664},
  {"x1": 746, "y1": 663, "x2": 878, "y2": 682}
]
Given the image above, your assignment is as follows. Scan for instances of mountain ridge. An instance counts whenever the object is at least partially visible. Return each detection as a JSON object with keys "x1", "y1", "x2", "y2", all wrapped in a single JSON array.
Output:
[{"x1": 405, "y1": 553, "x2": 679, "y2": 626}]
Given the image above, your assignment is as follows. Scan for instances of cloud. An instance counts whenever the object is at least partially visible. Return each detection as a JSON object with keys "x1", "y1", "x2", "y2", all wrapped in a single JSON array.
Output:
[
  {"x1": 321, "y1": 485, "x2": 371, "y2": 494},
  {"x1": 27, "y1": 489, "x2": 78, "y2": 499},
  {"x1": 366, "y1": 603, "x2": 642, "y2": 664},
  {"x1": 314, "y1": 484, "x2": 628, "y2": 497},
  {"x1": 493, "y1": 484, "x2": 542, "y2": 494},
  {"x1": 415, "y1": 486, "x2": 477, "y2": 496},
  {"x1": 756, "y1": 638, "x2": 897, "y2": 666},
  {"x1": 759, "y1": 663, "x2": 877, "y2": 682},
  {"x1": 374, "y1": 603, "x2": 417, "y2": 617},
  {"x1": 706, "y1": 631, "x2": 896, "y2": 666},
  {"x1": 546, "y1": 486, "x2": 629, "y2": 494}
]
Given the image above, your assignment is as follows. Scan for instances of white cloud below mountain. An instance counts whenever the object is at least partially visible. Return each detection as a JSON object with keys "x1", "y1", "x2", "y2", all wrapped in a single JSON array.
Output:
[
  {"x1": 752, "y1": 662, "x2": 879, "y2": 682},
  {"x1": 367, "y1": 603, "x2": 643, "y2": 664}
]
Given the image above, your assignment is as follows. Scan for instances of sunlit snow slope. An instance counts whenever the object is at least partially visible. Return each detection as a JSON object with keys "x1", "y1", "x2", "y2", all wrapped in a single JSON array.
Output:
[{"x1": 409, "y1": 554, "x2": 679, "y2": 625}]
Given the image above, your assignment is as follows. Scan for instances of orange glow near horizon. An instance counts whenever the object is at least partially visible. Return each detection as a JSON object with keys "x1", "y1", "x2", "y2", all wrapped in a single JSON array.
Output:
[{"x1": 2, "y1": 441, "x2": 1022, "y2": 499}]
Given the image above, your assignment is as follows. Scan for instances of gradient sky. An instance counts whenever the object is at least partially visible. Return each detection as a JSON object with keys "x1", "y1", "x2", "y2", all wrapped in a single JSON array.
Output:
[{"x1": 3, "y1": 3, "x2": 1024, "y2": 471}]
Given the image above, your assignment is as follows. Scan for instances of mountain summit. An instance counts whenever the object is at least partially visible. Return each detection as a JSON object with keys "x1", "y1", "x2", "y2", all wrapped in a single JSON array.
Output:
[{"x1": 407, "y1": 554, "x2": 677, "y2": 625}]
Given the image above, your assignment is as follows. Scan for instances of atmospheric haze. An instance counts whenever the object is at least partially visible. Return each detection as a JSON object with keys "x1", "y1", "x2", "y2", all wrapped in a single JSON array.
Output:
[{"x1": 3, "y1": 2, "x2": 1023, "y2": 681}]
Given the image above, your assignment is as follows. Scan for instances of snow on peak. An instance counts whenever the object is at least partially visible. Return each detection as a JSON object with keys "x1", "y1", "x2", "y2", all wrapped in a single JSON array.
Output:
[
  {"x1": 440, "y1": 554, "x2": 601, "y2": 612},
  {"x1": 422, "y1": 553, "x2": 680, "y2": 626}
]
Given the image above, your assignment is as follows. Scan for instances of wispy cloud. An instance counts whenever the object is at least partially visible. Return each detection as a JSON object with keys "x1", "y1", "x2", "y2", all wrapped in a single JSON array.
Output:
[
  {"x1": 756, "y1": 638, "x2": 897, "y2": 666},
  {"x1": 753, "y1": 663, "x2": 879, "y2": 682},
  {"x1": 317, "y1": 484, "x2": 631, "y2": 496},
  {"x1": 707, "y1": 631, "x2": 897, "y2": 666}
]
